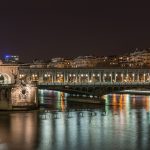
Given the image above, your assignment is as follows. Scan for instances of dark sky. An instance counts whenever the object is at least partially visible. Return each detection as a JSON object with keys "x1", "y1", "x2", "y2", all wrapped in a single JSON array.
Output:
[{"x1": 0, "y1": 1, "x2": 150, "y2": 62}]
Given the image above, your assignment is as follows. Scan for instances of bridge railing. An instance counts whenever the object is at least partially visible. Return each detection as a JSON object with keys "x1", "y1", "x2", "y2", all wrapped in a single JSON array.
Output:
[
  {"x1": 38, "y1": 82, "x2": 150, "y2": 86},
  {"x1": 0, "y1": 83, "x2": 14, "y2": 86}
]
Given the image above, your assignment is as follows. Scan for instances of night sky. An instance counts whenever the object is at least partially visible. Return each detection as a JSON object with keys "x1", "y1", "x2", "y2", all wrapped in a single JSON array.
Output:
[{"x1": 0, "y1": 1, "x2": 150, "y2": 62}]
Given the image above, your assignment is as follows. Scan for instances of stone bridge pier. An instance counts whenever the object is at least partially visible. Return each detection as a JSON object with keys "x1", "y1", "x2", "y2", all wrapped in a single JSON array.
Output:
[
  {"x1": 0, "y1": 85, "x2": 12, "y2": 110},
  {"x1": 0, "y1": 84, "x2": 38, "y2": 110}
]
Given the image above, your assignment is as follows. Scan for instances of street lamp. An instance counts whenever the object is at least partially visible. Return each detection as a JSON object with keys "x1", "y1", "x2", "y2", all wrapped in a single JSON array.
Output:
[
  {"x1": 115, "y1": 73, "x2": 118, "y2": 82},
  {"x1": 121, "y1": 73, "x2": 124, "y2": 82},
  {"x1": 103, "y1": 74, "x2": 106, "y2": 82},
  {"x1": 109, "y1": 74, "x2": 112, "y2": 82},
  {"x1": 144, "y1": 73, "x2": 146, "y2": 82},
  {"x1": 132, "y1": 73, "x2": 135, "y2": 82}
]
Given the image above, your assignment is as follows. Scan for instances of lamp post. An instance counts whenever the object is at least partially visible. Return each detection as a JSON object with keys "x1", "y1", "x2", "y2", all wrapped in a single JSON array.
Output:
[
  {"x1": 115, "y1": 74, "x2": 118, "y2": 82},
  {"x1": 121, "y1": 73, "x2": 124, "y2": 82},
  {"x1": 126, "y1": 74, "x2": 129, "y2": 82},
  {"x1": 109, "y1": 74, "x2": 112, "y2": 82},
  {"x1": 132, "y1": 73, "x2": 135, "y2": 82},
  {"x1": 103, "y1": 74, "x2": 106, "y2": 82},
  {"x1": 144, "y1": 73, "x2": 146, "y2": 82}
]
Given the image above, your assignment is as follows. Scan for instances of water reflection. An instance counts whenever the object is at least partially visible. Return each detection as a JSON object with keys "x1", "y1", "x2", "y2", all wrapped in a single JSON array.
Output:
[
  {"x1": 103, "y1": 93, "x2": 150, "y2": 112},
  {"x1": 1, "y1": 91, "x2": 150, "y2": 149},
  {"x1": 39, "y1": 89, "x2": 68, "y2": 111},
  {"x1": 0, "y1": 112, "x2": 37, "y2": 150}
]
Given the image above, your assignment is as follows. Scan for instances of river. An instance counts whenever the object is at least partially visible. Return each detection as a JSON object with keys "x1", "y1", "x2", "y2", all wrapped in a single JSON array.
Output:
[{"x1": 0, "y1": 89, "x2": 150, "y2": 150}]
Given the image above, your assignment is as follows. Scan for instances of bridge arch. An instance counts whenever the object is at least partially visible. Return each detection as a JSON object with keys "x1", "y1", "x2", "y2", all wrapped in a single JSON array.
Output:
[{"x1": 0, "y1": 73, "x2": 11, "y2": 84}]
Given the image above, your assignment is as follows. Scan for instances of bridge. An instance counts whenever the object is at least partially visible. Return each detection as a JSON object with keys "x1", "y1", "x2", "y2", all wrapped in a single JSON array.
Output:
[
  {"x1": 19, "y1": 67, "x2": 150, "y2": 96},
  {"x1": 1, "y1": 65, "x2": 150, "y2": 110},
  {"x1": 38, "y1": 82, "x2": 150, "y2": 96},
  {"x1": 1, "y1": 65, "x2": 150, "y2": 96}
]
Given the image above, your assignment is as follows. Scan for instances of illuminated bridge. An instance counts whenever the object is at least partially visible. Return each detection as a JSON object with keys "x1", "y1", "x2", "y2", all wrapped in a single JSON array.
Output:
[
  {"x1": 19, "y1": 67, "x2": 150, "y2": 96},
  {"x1": 1, "y1": 65, "x2": 150, "y2": 110}
]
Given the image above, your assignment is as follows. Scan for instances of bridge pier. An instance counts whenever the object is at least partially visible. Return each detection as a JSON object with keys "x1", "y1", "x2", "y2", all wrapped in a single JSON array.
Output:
[
  {"x1": 11, "y1": 84, "x2": 38, "y2": 110},
  {"x1": 0, "y1": 83, "x2": 38, "y2": 110},
  {"x1": 0, "y1": 86, "x2": 12, "y2": 110}
]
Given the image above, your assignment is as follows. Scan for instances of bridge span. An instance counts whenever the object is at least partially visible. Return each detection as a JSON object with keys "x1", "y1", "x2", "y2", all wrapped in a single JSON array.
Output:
[
  {"x1": 38, "y1": 82, "x2": 150, "y2": 96},
  {"x1": 19, "y1": 67, "x2": 150, "y2": 95},
  {"x1": 1, "y1": 65, "x2": 150, "y2": 110},
  {"x1": 18, "y1": 67, "x2": 150, "y2": 83}
]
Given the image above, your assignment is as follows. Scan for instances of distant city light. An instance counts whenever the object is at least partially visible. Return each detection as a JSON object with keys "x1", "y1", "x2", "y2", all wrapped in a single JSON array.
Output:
[{"x1": 4, "y1": 54, "x2": 19, "y2": 63}]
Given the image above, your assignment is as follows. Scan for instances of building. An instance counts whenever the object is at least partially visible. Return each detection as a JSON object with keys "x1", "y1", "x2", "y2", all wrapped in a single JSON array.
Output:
[
  {"x1": 118, "y1": 55, "x2": 130, "y2": 67},
  {"x1": 129, "y1": 49, "x2": 150, "y2": 67},
  {"x1": 71, "y1": 56, "x2": 99, "y2": 68},
  {"x1": 4, "y1": 55, "x2": 19, "y2": 63},
  {"x1": 48, "y1": 58, "x2": 72, "y2": 68},
  {"x1": 30, "y1": 59, "x2": 47, "y2": 68}
]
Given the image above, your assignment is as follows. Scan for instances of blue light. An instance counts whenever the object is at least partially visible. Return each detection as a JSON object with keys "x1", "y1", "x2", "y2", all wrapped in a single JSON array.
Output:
[{"x1": 4, "y1": 55, "x2": 12, "y2": 59}]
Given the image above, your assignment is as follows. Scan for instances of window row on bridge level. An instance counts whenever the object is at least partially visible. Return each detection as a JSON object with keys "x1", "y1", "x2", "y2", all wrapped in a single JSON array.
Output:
[{"x1": 19, "y1": 72, "x2": 150, "y2": 83}]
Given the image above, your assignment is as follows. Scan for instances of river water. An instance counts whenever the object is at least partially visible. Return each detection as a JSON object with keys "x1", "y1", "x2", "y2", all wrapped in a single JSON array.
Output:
[{"x1": 1, "y1": 89, "x2": 150, "y2": 150}]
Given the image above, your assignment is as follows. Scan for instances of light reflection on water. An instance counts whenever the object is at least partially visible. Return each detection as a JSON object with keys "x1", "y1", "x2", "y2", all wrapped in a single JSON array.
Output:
[
  {"x1": 103, "y1": 93, "x2": 150, "y2": 112},
  {"x1": 38, "y1": 89, "x2": 68, "y2": 111},
  {"x1": 1, "y1": 90, "x2": 150, "y2": 150}
]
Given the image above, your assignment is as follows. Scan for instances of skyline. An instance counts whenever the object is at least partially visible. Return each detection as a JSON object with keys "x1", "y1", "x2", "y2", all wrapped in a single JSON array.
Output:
[{"x1": 0, "y1": 1, "x2": 150, "y2": 61}]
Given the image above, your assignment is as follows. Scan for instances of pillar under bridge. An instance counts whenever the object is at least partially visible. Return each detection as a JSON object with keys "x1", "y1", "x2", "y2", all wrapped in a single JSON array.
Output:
[{"x1": 0, "y1": 84, "x2": 38, "y2": 110}]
